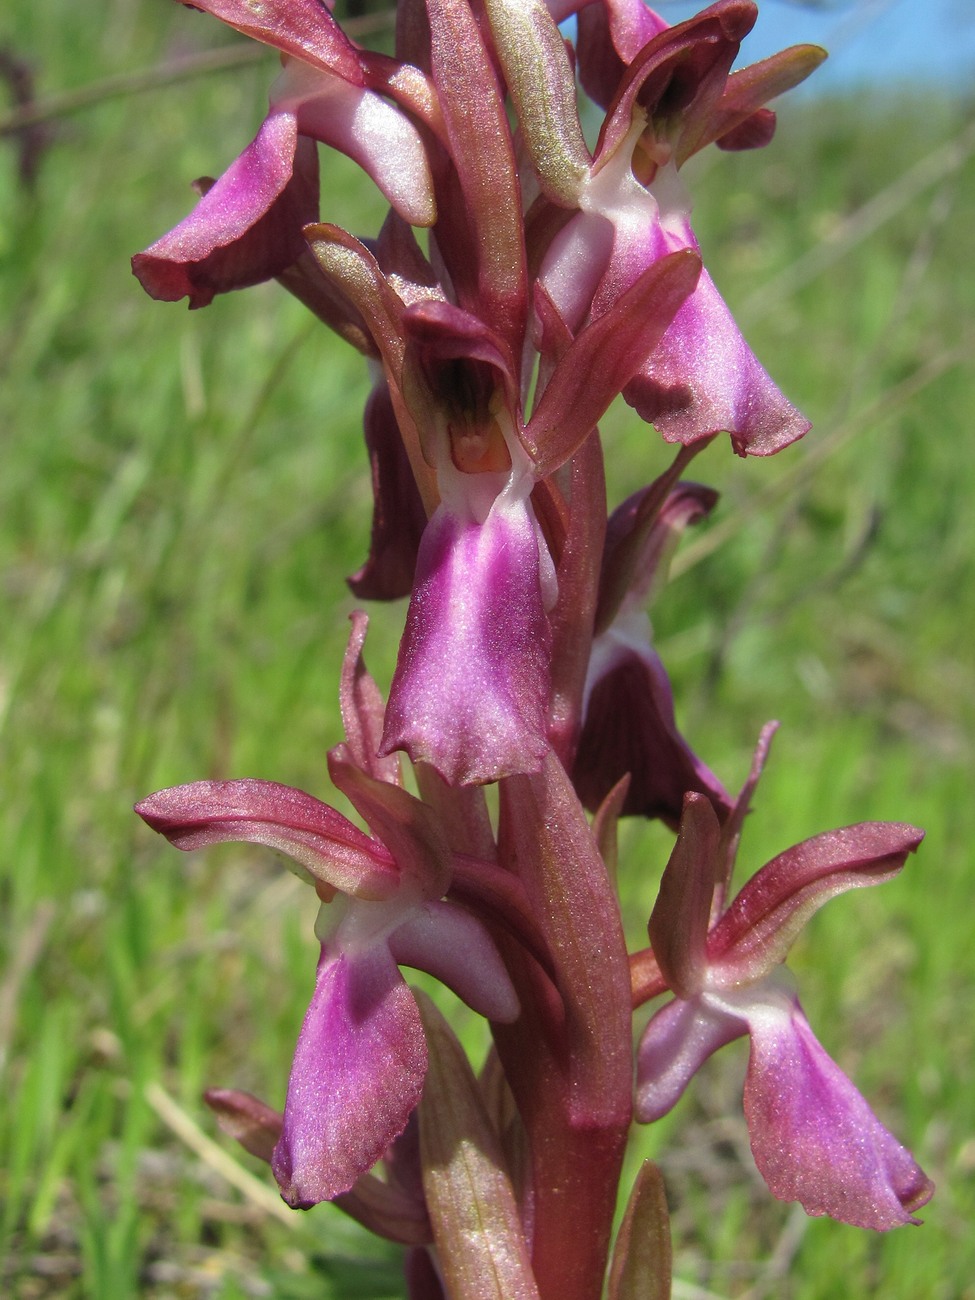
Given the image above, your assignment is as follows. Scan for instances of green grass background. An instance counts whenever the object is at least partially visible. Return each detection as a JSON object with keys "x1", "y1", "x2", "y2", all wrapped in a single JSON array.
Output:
[{"x1": 1, "y1": 3, "x2": 973, "y2": 1296}]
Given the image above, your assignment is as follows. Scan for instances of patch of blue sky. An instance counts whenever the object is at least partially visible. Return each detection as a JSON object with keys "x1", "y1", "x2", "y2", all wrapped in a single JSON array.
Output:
[{"x1": 652, "y1": 0, "x2": 975, "y2": 94}]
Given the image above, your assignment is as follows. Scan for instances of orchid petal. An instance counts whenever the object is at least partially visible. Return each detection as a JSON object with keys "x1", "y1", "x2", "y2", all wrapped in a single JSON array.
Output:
[
  {"x1": 635, "y1": 993, "x2": 746, "y2": 1123},
  {"x1": 132, "y1": 114, "x2": 316, "y2": 307},
  {"x1": 546, "y1": 430, "x2": 607, "y2": 764},
  {"x1": 305, "y1": 224, "x2": 439, "y2": 511},
  {"x1": 399, "y1": 298, "x2": 519, "y2": 468},
  {"x1": 709, "y1": 45, "x2": 827, "y2": 152},
  {"x1": 390, "y1": 899, "x2": 520, "y2": 1023},
  {"x1": 278, "y1": 61, "x2": 436, "y2": 227},
  {"x1": 536, "y1": 209, "x2": 616, "y2": 337},
  {"x1": 600, "y1": 0, "x2": 670, "y2": 62},
  {"x1": 708, "y1": 822, "x2": 924, "y2": 986},
  {"x1": 526, "y1": 247, "x2": 701, "y2": 473},
  {"x1": 339, "y1": 611, "x2": 403, "y2": 785},
  {"x1": 306, "y1": 224, "x2": 409, "y2": 377},
  {"x1": 347, "y1": 381, "x2": 428, "y2": 602},
  {"x1": 426, "y1": 0, "x2": 527, "y2": 348},
  {"x1": 740, "y1": 988, "x2": 934, "y2": 1228},
  {"x1": 596, "y1": 475, "x2": 719, "y2": 632},
  {"x1": 647, "y1": 793, "x2": 721, "y2": 997},
  {"x1": 328, "y1": 745, "x2": 452, "y2": 898},
  {"x1": 134, "y1": 778, "x2": 398, "y2": 899},
  {"x1": 177, "y1": 0, "x2": 364, "y2": 82},
  {"x1": 276, "y1": 246, "x2": 377, "y2": 354},
  {"x1": 715, "y1": 107, "x2": 776, "y2": 152},
  {"x1": 382, "y1": 493, "x2": 551, "y2": 786},
  {"x1": 573, "y1": 636, "x2": 731, "y2": 825},
  {"x1": 272, "y1": 946, "x2": 427, "y2": 1207},
  {"x1": 203, "y1": 1088, "x2": 282, "y2": 1163},
  {"x1": 576, "y1": 0, "x2": 669, "y2": 109},
  {"x1": 593, "y1": 2, "x2": 755, "y2": 169},
  {"x1": 713, "y1": 719, "x2": 779, "y2": 906},
  {"x1": 624, "y1": 257, "x2": 811, "y2": 455}
]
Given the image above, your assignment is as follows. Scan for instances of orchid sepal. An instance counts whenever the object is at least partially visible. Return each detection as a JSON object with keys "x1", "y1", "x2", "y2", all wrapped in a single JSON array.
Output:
[
  {"x1": 709, "y1": 44, "x2": 827, "y2": 153},
  {"x1": 134, "y1": 778, "x2": 398, "y2": 900},
  {"x1": 339, "y1": 610, "x2": 404, "y2": 785},
  {"x1": 172, "y1": 0, "x2": 364, "y2": 82},
  {"x1": 425, "y1": 0, "x2": 528, "y2": 351},
  {"x1": 484, "y1": 0, "x2": 592, "y2": 206},
  {"x1": 525, "y1": 247, "x2": 702, "y2": 474},
  {"x1": 132, "y1": 115, "x2": 317, "y2": 308},
  {"x1": 708, "y1": 820, "x2": 925, "y2": 987},
  {"x1": 328, "y1": 743, "x2": 453, "y2": 898}
]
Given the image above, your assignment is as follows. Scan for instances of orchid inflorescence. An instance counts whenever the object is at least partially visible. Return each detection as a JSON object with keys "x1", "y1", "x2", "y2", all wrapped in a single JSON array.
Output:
[{"x1": 132, "y1": 0, "x2": 933, "y2": 1294}]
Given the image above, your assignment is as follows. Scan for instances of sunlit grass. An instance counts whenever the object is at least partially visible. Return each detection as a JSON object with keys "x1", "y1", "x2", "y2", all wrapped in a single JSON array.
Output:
[{"x1": 1, "y1": 6, "x2": 973, "y2": 1296}]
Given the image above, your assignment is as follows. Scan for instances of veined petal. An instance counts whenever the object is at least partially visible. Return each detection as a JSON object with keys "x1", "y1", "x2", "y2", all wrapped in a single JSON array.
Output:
[
  {"x1": 526, "y1": 247, "x2": 701, "y2": 473},
  {"x1": 134, "y1": 778, "x2": 399, "y2": 899},
  {"x1": 635, "y1": 993, "x2": 746, "y2": 1123},
  {"x1": 625, "y1": 256, "x2": 810, "y2": 455},
  {"x1": 178, "y1": 0, "x2": 364, "y2": 82},
  {"x1": 382, "y1": 490, "x2": 552, "y2": 785},
  {"x1": 708, "y1": 822, "x2": 924, "y2": 986},
  {"x1": 347, "y1": 379, "x2": 428, "y2": 602},
  {"x1": 647, "y1": 793, "x2": 722, "y2": 997},
  {"x1": 278, "y1": 61, "x2": 436, "y2": 227},
  {"x1": 272, "y1": 946, "x2": 427, "y2": 1207},
  {"x1": 738, "y1": 986, "x2": 934, "y2": 1228},
  {"x1": 132, "y1": 114, "x2": 317, "y2": 307},
  {"x1": 573, "y1": 633, "x2": 731, "y2": 825},
  {"x1": 389, "y1": 899, "x2": 519, "y2": 1022}
]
